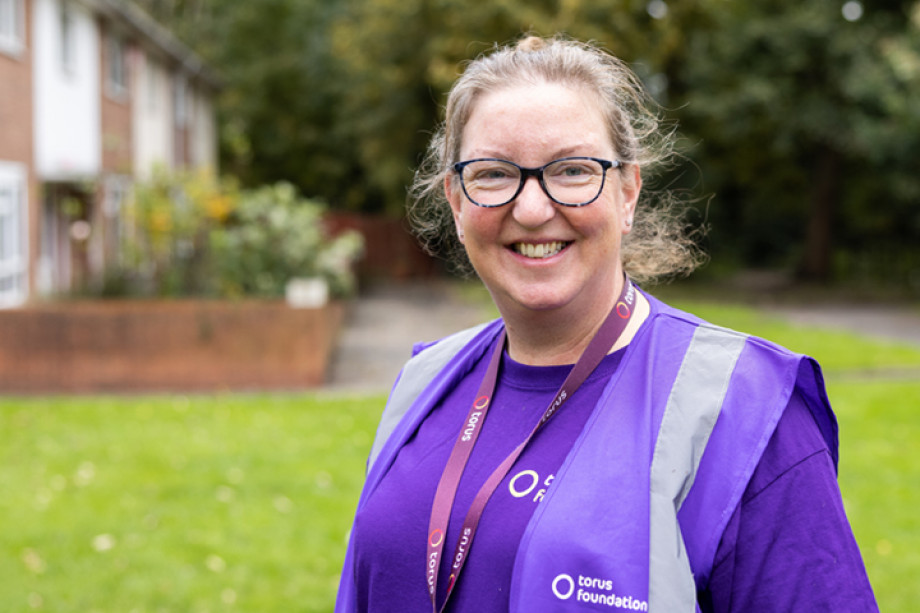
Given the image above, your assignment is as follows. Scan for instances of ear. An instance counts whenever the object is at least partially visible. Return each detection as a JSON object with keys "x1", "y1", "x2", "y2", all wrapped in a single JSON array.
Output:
[
  {"x1": 445, "y1": 174, "x2": 465, "y2": 243},
  {"x1": 620, "y1": 164, "x2": 642, "y2": 234}
]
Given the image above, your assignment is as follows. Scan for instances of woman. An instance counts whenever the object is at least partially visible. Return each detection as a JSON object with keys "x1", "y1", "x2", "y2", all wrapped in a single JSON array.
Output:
[{"x1": 336, "y1": 36, "x2": 877, "y2": 612}]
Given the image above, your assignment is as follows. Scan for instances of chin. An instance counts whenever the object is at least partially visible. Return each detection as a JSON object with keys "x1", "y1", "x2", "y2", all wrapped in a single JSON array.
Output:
[{"x1": 499, "y1": 285, "x2": 576, "y2": 315}]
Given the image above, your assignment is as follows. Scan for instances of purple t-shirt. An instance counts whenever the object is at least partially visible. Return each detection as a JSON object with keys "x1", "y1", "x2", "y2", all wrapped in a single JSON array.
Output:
[{"x1": 352, "y1": 339, "x2": 876, "y2": 612}]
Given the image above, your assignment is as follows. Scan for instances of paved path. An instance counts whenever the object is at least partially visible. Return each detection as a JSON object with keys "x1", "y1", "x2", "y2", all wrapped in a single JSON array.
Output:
[
  {"x1": 326, "y1": 282, "x2": 920, "y2": 392},
  {"x1": 770, "y1": 305, "x2": 920, "y2": 347},
  {"x1": 325, "y1": 281, "x2": 488, "y2": 393}
]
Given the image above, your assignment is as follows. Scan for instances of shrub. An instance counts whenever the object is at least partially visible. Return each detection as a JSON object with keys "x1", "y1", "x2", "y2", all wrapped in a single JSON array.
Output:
[
  {"x1": 210, "y1": 183, "x2": 364, "y2": 298},
  {"x1": 101, "y1": 171, "x2": 363, "y2": 299}
]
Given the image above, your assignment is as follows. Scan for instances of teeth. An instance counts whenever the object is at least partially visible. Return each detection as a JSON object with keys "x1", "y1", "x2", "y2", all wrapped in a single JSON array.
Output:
[{"x1": 514, "y1": 241, "x2": 566, "y2": 259}]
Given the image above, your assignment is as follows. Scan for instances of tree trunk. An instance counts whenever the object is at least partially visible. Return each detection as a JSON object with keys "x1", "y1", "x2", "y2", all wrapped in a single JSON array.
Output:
[{"x1": 797, "y1": 146, "x2": 841, "y2": 281}]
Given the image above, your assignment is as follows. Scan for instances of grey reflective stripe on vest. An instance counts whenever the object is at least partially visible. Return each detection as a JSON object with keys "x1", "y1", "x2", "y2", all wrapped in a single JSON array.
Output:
[
  {"x1": 648, "y1": 324, "x2": 747, "y2": 611},
  {"x1": 367, "y1": 323, "x2": 490, "y2": 472}
]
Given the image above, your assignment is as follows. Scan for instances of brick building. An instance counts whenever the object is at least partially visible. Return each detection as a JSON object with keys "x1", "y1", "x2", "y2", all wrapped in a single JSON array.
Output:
[{"x1": 0, "y1": 0, "x2": 218, "y2": 307}]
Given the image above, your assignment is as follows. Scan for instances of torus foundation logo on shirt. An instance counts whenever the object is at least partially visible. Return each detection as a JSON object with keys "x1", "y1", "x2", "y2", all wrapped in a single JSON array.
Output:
[
  {"x1": 508, "y1": 469, "x2": 554, "y2": 503},
  {"x1": 551, "y1": 573, "x2": 648, "y2": 611}
]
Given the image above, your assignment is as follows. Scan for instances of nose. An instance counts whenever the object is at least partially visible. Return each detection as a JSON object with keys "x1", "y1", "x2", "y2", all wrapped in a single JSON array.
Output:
[{"x1": 511, "y1": 175, "x2": 555, "y2": 228}]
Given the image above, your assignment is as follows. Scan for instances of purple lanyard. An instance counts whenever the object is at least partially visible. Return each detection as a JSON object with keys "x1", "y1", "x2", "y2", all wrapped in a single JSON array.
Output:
[{"x1": 425, "y1": 277, "x2": 638, "y2": 612}]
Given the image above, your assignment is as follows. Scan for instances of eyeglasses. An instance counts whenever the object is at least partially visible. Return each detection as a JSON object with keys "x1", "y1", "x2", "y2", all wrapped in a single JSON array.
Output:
[{"x1": 452, "y1": 157, "x2": 620, "y2": 208}]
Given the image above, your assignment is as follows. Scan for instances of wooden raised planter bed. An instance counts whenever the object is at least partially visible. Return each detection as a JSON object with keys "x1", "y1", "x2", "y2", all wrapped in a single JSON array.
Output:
[{"x1": 0, "y1": 300, "x2": 344, "y2": 393}]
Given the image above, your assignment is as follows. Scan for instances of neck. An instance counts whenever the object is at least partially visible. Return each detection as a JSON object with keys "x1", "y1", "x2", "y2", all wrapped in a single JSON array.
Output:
[{"x1": 500, "y1": 281, "x2": 650, "y2": 367}]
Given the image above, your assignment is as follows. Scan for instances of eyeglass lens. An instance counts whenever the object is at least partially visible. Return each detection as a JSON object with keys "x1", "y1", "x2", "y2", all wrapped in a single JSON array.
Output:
[{"x1": 459, "y1": 158, "x2": 607, "y2": 207}]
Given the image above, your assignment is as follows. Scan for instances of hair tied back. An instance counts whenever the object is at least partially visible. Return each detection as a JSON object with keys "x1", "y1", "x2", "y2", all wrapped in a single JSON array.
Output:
[{"x1": 516, "y1": 36, "x2": 548, "y2": 53}]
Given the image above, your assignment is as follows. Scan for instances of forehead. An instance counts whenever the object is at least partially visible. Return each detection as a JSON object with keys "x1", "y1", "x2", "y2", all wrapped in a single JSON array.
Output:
[{"x1": 461, "y1": 81, "x2": 612, "y2": 159}]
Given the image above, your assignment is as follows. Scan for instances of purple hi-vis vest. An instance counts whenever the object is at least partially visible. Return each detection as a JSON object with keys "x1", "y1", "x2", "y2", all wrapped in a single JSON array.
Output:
[{"x1": 336, "y1": 295, "x2": 837, "y2": 612}]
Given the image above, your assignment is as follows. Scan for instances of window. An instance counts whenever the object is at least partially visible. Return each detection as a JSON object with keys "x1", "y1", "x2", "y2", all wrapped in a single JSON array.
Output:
[
  {"x1": 106, "y1": 33, "x2": 127, "y2": 98},
  {"x1": 0, "y1": 162, "x2": 27, "y2": 307},
  {"x1": 60, "y1": 0, "x2": 75, "y2": 74},
  {"x1": 146, "y1": 56, "x2": 161, "y2": 112},
  {"x1": 173, "y1": 74, "x2": 187, "y2": 126},
  {"x1": 0, "y1": 0, "x2": 24, "y2": 56}
]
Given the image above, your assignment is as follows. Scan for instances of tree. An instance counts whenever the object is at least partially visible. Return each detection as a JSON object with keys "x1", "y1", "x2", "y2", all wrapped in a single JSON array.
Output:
[
  {"x1": 137, "y1": 0, "x2": 920, "y2": 286},
  {"x1": 674, "y1": 0, "x2": 920, "y2": 281}
]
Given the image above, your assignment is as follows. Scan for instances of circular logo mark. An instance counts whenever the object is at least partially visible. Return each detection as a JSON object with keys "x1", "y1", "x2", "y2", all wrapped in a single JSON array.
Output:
[
  {"x1": 429, "y1": 529, "x2": 444, "y2": 547},
  {"x1": 616, "y1": 301, "x2": 631, "y2": 319},
  {"x1": 474, "y1": 395, "x2": 490, "y2": 409},
  {"x1": 509, "y1": 470, "x2": 539, "y2": 498},
  {"x1": 552, "y1": 573, "x2": 575, "y2": 600}
]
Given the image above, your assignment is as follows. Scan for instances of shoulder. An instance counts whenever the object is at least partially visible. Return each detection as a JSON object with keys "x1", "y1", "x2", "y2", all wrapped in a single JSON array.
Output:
[
  {"x1": 409, "y1": 319, "x2": 502, "y2": 360},
  {"x1": 643, "y1": 290, "x2": 798, "y2": 358},
  {"x1": 365, "y1": 319, "x2": 503, "y2": 473},
  {"x1": 701, "y1": 392, "x2": 877, "y2": 612}
]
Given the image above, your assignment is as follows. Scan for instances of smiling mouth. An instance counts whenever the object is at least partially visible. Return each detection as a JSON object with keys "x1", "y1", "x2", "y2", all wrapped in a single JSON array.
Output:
[{"x1": 511, "y1": 241, "x2": 570, "y2": 259}]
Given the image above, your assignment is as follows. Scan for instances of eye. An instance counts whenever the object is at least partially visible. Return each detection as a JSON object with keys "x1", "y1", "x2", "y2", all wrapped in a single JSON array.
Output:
[
  {"x1": 475, "y1": 167, "x2": 512, "y2": 180},
  {"x1": 547, "y1": 160, "x2": 599, "y2": 182},
  {"x1": 563, "y1": 164, "x2": 590, "y2": 176},
  {"x1": 466, "y1": 162, "x2": 518, "y2": 184}
]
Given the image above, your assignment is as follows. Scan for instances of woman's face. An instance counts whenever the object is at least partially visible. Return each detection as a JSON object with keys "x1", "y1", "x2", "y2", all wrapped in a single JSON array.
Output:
[{"x1": 446, "y1": 81, "x2": 641, "y2": 322}]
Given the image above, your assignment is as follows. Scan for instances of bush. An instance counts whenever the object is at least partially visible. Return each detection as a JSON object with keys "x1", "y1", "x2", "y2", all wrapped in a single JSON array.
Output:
[
  {"x1": 102, "y1": 171, "x2": 363, "y2": 299},
  {"x1": 211, "y1": 183, "x2": 364, "y2": 298}
]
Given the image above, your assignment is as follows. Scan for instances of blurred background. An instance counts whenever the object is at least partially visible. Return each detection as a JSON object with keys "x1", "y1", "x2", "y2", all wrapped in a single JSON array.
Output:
[
  {"x1": 131, "y1": 0, "x2": 920, "y2": 292},
  {"x1": 3, "y1": 0, "x2": 919, "y2": 308}
]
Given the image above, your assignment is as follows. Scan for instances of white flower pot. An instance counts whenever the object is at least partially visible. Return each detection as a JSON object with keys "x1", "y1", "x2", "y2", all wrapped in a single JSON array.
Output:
[{"x1": 285, "y1": 277, "x2": 329, "y2": 308}]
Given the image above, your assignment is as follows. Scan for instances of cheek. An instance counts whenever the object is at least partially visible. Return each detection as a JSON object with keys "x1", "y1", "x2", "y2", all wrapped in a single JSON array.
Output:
[
  {"x1": 569, "y1": 203, "x2": 618, "y2": 238},
  {"x1": 464, "y1": 207, "x2": 503, "y2": 242}
]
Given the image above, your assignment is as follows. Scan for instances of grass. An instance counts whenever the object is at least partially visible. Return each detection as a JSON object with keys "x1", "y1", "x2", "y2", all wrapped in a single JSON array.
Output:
[
  {"x1": 0, "y1": 393, "x2": 384, "y2": 612},
  {"x1": 1, "y1": 297, "x2": 918, "y2": 611},
  {"x1": 832, "y1": 381, "x2": 920, "y2": 612}
]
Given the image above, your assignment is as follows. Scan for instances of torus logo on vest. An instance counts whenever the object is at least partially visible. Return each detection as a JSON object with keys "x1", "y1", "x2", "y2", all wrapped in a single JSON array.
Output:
[
  {"x1": 551, "y1": 573, "x2": 649, "y2": 611},
  {"x1": 508, "y1": 469, "x2": 554, "y2": 503}
]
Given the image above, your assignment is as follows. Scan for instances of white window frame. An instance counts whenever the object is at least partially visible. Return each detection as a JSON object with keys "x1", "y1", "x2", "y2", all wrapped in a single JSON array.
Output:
[
  {"x1": 173, "y1": 73, "x2": 188, "y2": 127},
  {"x1": 59, "y1": 0, "x2": 75, "y2": 75},
  {"x1": 0, "y1": 0, "x2": 25, "y2": 57},
  {"x1": 146, "y1": 55, "x2": 161, "y2": 113},
  {"x1": 106, "y1": 32, "x2": 127, "y2": 99},
  {"x1": 0, "y1": 161, "x2": 28, "y2": 308}
]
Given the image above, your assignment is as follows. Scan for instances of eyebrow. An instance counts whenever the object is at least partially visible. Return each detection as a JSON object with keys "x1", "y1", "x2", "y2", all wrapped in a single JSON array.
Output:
[{"x1": 463, "y1": 144, "x2": 609, "y2": 161}]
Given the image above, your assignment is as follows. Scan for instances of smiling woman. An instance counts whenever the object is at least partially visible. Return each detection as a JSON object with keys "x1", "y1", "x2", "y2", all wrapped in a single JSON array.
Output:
[
  {"x1": 337, "y1": 35, "x2": 878, "y2": 613},
  {"x1": 409, "y1": 36, "x2": 700, "y2": 287}
]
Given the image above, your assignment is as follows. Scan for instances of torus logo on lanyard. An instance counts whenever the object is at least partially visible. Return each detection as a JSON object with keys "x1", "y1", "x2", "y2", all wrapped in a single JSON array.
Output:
[{"x1": 425, "y1": 276, "x2": 637, "y2": 612}]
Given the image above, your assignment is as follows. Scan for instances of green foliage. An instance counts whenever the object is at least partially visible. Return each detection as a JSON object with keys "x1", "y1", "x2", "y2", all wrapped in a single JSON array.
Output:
[
  {"x1": 114, "y1": 168, "x2": 237, "y2": 296},
  {"x1": 672, "y1": 1, "x2": 920, "y2": 280},
  {"x1": 210, "y1": 183, "x2": 364, "y2": 297},
  {"x1": 105, "y1": 172, "x2": 363, "y2": 299},
  {"x1": 137, "y1": 0, "x2": 920, "y2": 286}
]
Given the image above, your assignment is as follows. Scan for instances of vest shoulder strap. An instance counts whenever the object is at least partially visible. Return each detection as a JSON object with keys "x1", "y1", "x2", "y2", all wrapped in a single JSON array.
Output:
[{"x1": 366, "y1": 322, "x2": 492, "y2": 471}]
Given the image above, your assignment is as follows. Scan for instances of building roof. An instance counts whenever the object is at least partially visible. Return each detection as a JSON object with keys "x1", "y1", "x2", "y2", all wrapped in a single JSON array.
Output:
[{"x1": 89, "y1": 0, "x2": 221, "y2": 89}]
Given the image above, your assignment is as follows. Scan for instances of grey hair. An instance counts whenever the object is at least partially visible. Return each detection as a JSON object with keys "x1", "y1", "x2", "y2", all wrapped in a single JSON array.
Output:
[{"x1": 408, "y1": 35, "x2": 703, "y2": 283}]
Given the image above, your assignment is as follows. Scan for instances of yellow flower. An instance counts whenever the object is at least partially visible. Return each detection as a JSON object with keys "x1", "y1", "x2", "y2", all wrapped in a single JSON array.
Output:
[
  {"x1": 205, "y1": 195, "x2": 233, "y2": 222},
  {"x1": 150, "y1": 209, "x2": 172, "y2": 234}
]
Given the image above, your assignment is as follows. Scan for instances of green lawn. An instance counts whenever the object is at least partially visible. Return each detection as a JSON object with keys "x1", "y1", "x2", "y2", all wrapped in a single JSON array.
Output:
[
  {"x1": 1, "y1": 300, "x2": 918, "y2": 611},
  {"x1": 0, "y1": 393, "x2": 384, "y2": 612}
]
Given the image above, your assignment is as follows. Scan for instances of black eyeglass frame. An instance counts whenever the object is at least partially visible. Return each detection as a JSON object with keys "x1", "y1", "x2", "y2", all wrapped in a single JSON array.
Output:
[{"x1": 452, "y1": 156, "x2": 621, "y2": 208}]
